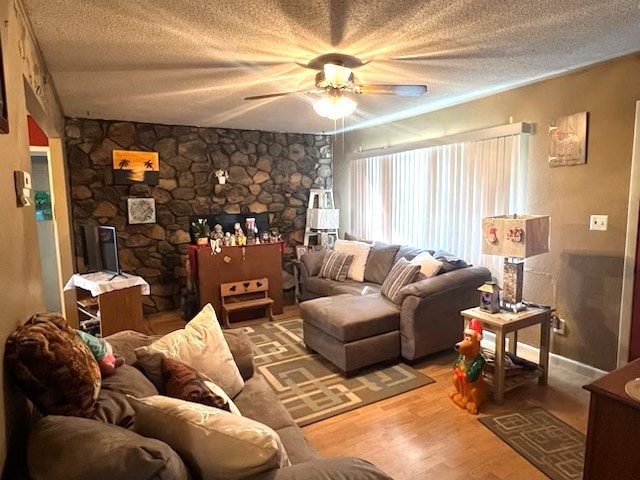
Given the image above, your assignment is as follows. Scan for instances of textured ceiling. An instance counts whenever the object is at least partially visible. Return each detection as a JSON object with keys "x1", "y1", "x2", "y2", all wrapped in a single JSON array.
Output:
[{"x1": 23, "y1": 0, "x2": 640, "y2": 134}]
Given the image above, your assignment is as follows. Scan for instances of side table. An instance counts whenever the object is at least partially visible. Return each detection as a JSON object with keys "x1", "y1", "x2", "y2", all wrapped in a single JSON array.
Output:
[{"x1": 460, "y1": 306, "x2": 551, "y2": 403}]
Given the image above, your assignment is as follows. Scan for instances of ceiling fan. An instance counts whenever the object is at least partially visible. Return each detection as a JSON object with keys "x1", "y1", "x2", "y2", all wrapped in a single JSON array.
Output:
[{"x1": 244, "y1": 53, "x2": 428, "y2": 119}]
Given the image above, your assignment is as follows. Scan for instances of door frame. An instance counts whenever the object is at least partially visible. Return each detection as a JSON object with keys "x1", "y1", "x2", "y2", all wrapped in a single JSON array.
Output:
[{"x1": 618, "y1": 100, "x2": 640, "y2": 367}]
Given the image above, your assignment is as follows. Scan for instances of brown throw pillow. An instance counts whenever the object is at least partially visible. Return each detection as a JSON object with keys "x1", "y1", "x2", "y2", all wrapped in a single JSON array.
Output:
[
  {"x1": 161, "y1": 357, "x2": 230, "y2": 412},
  {"x1": 5, "y1": 312, "x2": 101, "y2": 417}
]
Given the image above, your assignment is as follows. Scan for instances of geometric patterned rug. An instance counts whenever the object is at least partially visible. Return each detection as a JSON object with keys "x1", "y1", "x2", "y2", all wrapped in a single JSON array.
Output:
[
  {"x1": 244, "y1": 318, "x2": 434, "y2": 427},
  {"x1": 479, "y1": 408, "x2": 585, "y2": 480}
]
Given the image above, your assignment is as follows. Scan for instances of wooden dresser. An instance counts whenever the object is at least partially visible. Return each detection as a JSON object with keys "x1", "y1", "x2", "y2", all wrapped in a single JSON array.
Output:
[
  {"x1": 193, "y1": 243, "x2": 283, "y2": 322},
  {"x1": 583, "y1": 359, "x2": 640, "y2": 479}
]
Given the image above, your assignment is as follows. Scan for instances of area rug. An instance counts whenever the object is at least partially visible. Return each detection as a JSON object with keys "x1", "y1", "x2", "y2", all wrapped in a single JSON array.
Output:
[
  {"x1": 479, "y1": 408, "x2": 585, "y2": 480},
  {"x1": 245, "y1": 318, "x2": 434, "y2": 426}
]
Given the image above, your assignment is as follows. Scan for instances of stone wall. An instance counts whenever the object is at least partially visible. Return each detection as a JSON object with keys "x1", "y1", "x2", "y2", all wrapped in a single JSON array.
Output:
[{"x1": 65, "y1": 118, "x2": 333, "y2": 312}]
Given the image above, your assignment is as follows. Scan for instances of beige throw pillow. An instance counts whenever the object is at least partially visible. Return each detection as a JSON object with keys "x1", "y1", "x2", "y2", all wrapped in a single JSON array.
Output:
[
  {"x1": 135, "y1": 303, "x2": 244, "y2": 398},
  {"x1": 410, "y1": 251, "x2": 443, "y2": 278},
  {"x1": 334, "y1": 239, "x2": 372, "y2": 282},
  {"x1": 128, "y1": 395, "x2": 290, "y2": 480}
]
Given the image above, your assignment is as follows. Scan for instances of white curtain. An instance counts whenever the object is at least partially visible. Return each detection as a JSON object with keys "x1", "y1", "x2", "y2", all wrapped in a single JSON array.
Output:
[{"x1": 350, "y1": 135, "x2": 524, "y2": 278}]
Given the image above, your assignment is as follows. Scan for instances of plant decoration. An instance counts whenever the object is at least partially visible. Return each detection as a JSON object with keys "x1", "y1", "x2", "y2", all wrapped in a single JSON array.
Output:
[
  {"x1": 507, "y1": 227, "x2": 523, "y2": 243},
  {"x1": 214, "y1": 169, "x2": 229, "y2": 184},
  {"x1": 191, "y1": 218, "x2": 210, "y2": 242}
]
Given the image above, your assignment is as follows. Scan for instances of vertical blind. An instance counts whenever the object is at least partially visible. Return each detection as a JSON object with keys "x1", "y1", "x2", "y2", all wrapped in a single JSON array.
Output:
[{"x1": 350, "y1": 135, "x2": 524, "y2": 276}]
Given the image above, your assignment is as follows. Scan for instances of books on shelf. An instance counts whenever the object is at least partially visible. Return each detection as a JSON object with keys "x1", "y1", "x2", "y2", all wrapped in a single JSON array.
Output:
[{"x1": 481, "y1": 348, "x2": 538, "y2": 377}]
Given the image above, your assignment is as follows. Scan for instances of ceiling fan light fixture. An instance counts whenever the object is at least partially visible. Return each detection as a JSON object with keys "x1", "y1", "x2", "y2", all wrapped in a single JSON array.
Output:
[
  {"x1": 313, "y1": 93, "x2": 357, "y2": 120},
  {"x1": 323, "y1": 63, "x2": 353, "y2": 87}
]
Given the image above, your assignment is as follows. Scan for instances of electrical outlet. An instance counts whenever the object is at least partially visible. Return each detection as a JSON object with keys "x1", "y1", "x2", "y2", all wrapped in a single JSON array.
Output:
[
  {"x1": 590, "y1": 215, "x2": 608, "y2": 231},
  {"x1": 553, "y1": 316, "x2": 566, "y2": 335}
]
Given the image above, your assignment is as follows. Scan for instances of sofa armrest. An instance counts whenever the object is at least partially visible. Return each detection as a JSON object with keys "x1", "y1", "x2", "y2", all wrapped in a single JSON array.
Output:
[
  {"x1": 247, "y1": 457, "x2": 392, "y2": 480},
  {"x1": 398, "y1": 266, "x2": 491, "y2": 302},
  {"x1": 223, "y1": 328, "x2": 255, "y2": 381}
]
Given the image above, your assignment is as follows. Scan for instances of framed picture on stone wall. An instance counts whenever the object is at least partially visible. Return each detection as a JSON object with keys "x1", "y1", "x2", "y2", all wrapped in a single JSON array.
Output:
[
  {"x1": 127, "y1": 197, "x2": 156, "y2": 224},
  {"x1": 113, "y1": 150, "x2": 159, "y2": 185}
]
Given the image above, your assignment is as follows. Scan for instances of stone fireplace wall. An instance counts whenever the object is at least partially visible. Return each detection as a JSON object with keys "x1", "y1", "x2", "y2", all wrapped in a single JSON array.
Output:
[{"x1": 65, "y1": 118, "x2": 333, "y2": 312}]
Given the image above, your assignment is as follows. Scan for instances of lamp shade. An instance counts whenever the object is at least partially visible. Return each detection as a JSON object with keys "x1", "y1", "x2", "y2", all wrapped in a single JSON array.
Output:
[
  {"x1": 313, "y1": 95, "x2": 357, "y2": 120},
  {"x1": 482, "y1": 215, "x2": 550, "y2": 258},
  {"x1": 307, "y1": 208, "x2": 340, "y2": 229}
]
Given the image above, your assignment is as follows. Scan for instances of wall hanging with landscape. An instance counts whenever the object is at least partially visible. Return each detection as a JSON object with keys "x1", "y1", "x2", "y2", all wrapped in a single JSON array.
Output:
[{"x1": 113, "y1": 150, "x2": 159, "y2": 184}]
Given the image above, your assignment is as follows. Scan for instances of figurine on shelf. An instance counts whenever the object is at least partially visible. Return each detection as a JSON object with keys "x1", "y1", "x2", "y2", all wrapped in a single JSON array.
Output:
[
  {"x1": 223, "y1": 232, "x2": 232, "y2": 247},
  {"x1": 234, "y1": 222, "x2": 244, "y2": 238},
  {"x1": 261, "y1": 231, "x2": 270, "y2": 243},
  {"x1": 269, "y1": 227, "x2": 282, "y2": 243},
  {"x1": 210, "y1": 238, "x2": 222, "y2": 255},
  {"x1": 230, "y1": 234, "x2": 236, "y2": 246},
  {"x1": 237, "y1": 233, "x2": 247, "y2": 246},
  {"x1": 211, "y1": 223, "x2": 224, "y2": 243}
]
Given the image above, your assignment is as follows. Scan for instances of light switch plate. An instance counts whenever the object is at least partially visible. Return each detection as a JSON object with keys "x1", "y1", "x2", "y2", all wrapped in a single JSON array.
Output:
[{"x1": 590, "y1": 215, "x2": 608, "y2": 231}]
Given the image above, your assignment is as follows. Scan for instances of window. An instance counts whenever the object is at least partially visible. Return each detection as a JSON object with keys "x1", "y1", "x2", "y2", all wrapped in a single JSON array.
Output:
[{"x1": 350, "y1": 134, "x2": 525, "y2": 274}]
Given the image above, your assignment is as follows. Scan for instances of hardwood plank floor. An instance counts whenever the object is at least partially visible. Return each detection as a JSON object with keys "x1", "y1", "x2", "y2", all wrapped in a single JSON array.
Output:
[{"x1": 146, "y1": 306, "x2": 591, "y2": 480}]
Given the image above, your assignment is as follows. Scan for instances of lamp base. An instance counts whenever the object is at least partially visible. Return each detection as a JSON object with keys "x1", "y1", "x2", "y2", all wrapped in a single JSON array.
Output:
[{"x1": 501, "y1": 258, "x2": 526, "y2": 312}]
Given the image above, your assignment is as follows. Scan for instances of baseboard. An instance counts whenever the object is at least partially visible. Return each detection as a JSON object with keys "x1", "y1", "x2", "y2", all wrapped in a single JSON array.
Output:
[{"x1": 481, "y1": 331, "x2": 607, "y2": 381}]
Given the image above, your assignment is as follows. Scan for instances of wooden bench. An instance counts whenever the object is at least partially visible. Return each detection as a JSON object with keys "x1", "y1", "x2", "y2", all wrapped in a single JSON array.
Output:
[{"x1": 220, "y1": 277, "x2": 274, "y2": 328}]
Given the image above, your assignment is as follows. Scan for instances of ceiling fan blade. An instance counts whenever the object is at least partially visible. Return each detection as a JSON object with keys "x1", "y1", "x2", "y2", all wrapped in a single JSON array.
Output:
[
  {"x1": 355, "y1": 84, "x2": 428, "y2": 96},
  {"x1": 244, "y1": 88, "x2": 321, "y2": 101}
]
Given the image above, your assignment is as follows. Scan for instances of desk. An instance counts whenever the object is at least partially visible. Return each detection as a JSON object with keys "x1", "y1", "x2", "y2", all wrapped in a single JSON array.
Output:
[
  {"x1": 583, "y1": 359, "x2": 640, "y2": 479},
  {"x1": 460, "y1": 306, "x2": 551, "y2": 403},
  {"x1": 64, "y1": 272, "x2": 149, "y2": 336}
]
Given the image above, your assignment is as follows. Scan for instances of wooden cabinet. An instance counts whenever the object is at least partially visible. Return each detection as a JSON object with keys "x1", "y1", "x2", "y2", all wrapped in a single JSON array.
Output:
[
  {"x1": 65, "y1": 273, "x2": 148, "y2": 337},
  {"x1": 194, "y1": 243, "x2": 283, "y2": 323},
  {"x1": 583, "y1": 359, "x2": 640, "y2": 479}
]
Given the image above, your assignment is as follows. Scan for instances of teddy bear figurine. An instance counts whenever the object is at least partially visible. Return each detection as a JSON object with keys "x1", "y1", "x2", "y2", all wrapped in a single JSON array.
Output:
[{"x1": 76, "y1": 329, "x2": 124, "y2": 376}]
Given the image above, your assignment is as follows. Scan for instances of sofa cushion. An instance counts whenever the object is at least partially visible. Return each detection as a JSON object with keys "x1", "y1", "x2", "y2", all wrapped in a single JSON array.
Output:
[
  {"x1": 129, "y1": 395, "x2": 290, "y2": 480},
  {"x1": 334, "y1": 239, "x2": 372, "y2": 282},
  {"x1": 304, "y1": 277, "x2": 381, "y2": 298},
  {"x1": 394, "y1": 245, "x2": 428, "y2": 263},
  {"x1": 106, "y1": 330, "x2": 158, "y2": 365},
  {"x1": 381, "y1": 258, "x2": 421, "y2": 304},
  {"x1": 161, "y1": 357, "x2": 232, "y2": 412},
  {"x1": 135, "y1": 303, "x2": 244, "y2": 398},
  {"x1": 233, "y1": 374, "x2": 298, "y2": 431},
  {"x1": 28, "y1": 415, "x2": 190, "y2": 480},
  {"x1": 273, "y1": 425, "x2": 318, "y2": 465},
  {"x1": 410, "y1": 251, "x2": 442, "y2": 278},
  {"x1": 434, "y1": 249, "x2": 469, "y2": 273},
  {"x1": 92, "y1": 364, "x2": 158, "y2": 427},
  {"x1": 301, "y1": 294, "x2": 400, "y2": 342},
  {"x1": 300, "y1": 249, "x2": 327, "y2": 277},
  {"x1": 5, "y1": 312, "x2": 101, "y2": 418},
  {"x1": 364, "y1": 241, "x2": 401, "y2": 284},
  {"x1": 318, "y1": 250, "x2": 353, "y2": 281},
  {"x1": 344, "y1": 232, "x2": 373, "y2": 244},
  {"x1": 248, "y1": 457, "x2": 394, "y2": 480}
]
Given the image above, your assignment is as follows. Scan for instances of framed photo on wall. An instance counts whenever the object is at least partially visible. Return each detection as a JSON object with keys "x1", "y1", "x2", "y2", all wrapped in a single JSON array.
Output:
[{"x1": 127, "y1": 197, "x2": 156, "y2": 224}]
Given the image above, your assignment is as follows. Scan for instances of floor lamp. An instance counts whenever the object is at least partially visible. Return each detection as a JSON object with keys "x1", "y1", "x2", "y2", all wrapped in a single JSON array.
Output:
[{"x1": 482, "y1": 215, "x2": 550, "y2": 312}]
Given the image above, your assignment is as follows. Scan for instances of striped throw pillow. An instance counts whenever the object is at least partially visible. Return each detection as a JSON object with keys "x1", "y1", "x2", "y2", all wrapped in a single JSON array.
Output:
[
  {"x1": 319, "y1": 250, "x2": 354, "y2": 281},
  {"x1": 381, "y1": 258, "x2": 421, "y2": 304}
]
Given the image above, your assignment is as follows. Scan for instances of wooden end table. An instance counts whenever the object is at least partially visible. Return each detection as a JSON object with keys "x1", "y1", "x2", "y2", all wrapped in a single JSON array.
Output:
[{"x1": 460, "y1": 306, "x2": 551, "y2": 404}]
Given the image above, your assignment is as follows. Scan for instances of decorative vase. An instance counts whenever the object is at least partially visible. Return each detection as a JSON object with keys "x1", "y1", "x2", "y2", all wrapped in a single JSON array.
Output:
[
  {"x1": 196, "y1": 237, "x2": 209, "y2": 246},
  {"x1": 218, "y1": 177, "x2": 226, "y2": 184}
]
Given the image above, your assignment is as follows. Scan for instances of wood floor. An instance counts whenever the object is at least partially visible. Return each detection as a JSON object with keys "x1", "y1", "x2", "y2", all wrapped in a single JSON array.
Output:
[{"x1": 146, "y1": 306, "x2": 591, "y2": 480}]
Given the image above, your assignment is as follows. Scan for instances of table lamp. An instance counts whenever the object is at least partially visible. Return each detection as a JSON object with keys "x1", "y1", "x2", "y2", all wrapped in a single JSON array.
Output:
[{"x1": 482, "y1": 214, "x2": 550, "y2": 312}]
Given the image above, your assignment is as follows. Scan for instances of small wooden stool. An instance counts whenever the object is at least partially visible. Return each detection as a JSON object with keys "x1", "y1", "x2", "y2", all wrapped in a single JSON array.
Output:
[{"x1": 220, "y1": 277, "x2": 274, "y2": 328}]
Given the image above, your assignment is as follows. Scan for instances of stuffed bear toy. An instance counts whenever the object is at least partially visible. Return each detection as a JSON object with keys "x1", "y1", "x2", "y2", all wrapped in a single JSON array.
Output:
[{"x1": 76, "y1": 329, "x2": 124, "y2": 376}]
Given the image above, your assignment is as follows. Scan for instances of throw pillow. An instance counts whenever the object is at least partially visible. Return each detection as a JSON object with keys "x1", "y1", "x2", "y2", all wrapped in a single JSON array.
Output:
[
  {"x1": 135, "y1": 303, "x2": 244, "y2": 398},
  {"x1": 364, "y1": 241, "x2": 401, "y2": 284},
  {"x1": 28, "y1": 415, "x2": 190, "y2": 480},
  {"x1": 434, "y1": 249, "x2": 469, "y2": 274},
  {"x1": 381, "y1": 258, "x2": 421, "y2": 304},
  {"x1": 318, "y1": 250, "x2": 354, "y2": 281},
  {"x1": 334, "y1": 239, "x2": 372, "y2": 282},
  {"x1": 161, "y1": 356, "x2": 235, "y2": 413},
  {"x1": 410, "y1": 251, "x2": 443, "y2": 278},
  {"x1": 5, "y1": 312, "x2": 101, "y2": 417},
  {"x1": 129, "y1": 395, "x2": 291, "y2": 480}
]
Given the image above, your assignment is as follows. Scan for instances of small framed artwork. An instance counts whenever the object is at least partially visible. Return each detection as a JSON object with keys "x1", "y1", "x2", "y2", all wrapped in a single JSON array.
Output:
[
  {"x1": 127, "y1": 197, "x2": 156, "y2": 224},
  {"x1": 295, "y1": 245, "x2": 308, "y2": 260},
  {"x1": 113, "y1": 150, "x2": 159, "y2": 185}
]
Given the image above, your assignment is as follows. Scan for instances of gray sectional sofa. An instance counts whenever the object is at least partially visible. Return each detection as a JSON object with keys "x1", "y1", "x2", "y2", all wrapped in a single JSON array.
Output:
[
  {"x1": 298, "y1": 241, "x2": 491, "y2": 371},
  {"x1": 26, "y1": 329, "x2": 391, "y2": 480}
]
